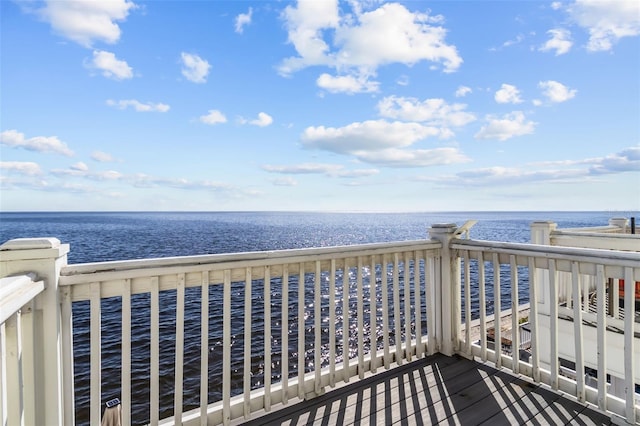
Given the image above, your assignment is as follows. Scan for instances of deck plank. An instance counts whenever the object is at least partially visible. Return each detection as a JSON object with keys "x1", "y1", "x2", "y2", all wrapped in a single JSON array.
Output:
[{"x1": 238, "y1": 354, "x2": 613, "y2": 426}]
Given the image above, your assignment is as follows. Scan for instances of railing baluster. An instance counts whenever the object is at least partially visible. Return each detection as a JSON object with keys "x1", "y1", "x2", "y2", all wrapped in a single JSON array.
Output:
[
  {"x1": 297, "y1": 262, "x2": 305, "y2": 399},
  {"x1": 314, "y1": 261, "x2": 322, "y2": 392},
  {"x1": 595, "y1": 264, "x2": 606, "y2": 412},
  {"x1": 60, "y1": 290, "x2": 74, "y2": 426},
  {"x1": 122, "y1": 279, "x2": 132, "y2": 426},
  {"x1": 90, "y1": 282, "x2": 101, "y2": 426},
  {"x1": 463, "y1": 250, "x2": 471, "y2": 354},
  {"x1": 426, "y1": 255, "x2": 436, "y2": 356},
  {"x1": 357, "y1": 256, "x2": 364, "y2": 379},
  {"x1": 150, "y1": 277, "x2": 159, "y2": 425},
  {"x1": 281, "y1": 265, "x2": 289, "y2": 404},
  {"x1": 243, "y1": 267, "x2": 252, "y2": 418},
  {"x1": 527, "y1": 258, "x2": 539, "y2": 383},
  {"x1": 0, "y1": 323, "x2": 6, "y2": 426},
  {"x1": 393, "y1": 253, "x2": 402, "y2": 365},
  {"x1": 200, "y1": 271, "x2": 209, "y2": 425},
  {"x1": 510, "y1": 255, "x2": 519, "y2": 374},
  {"x1": 342, "y1": 260, "x2": 350, "y2": 382},
  {"x1": 492, "y1": 253, "x2": 501, "y2": 368},
  {"x1": 479, "y1": 256, "x2": 487, "y2": 362},
  {"x1": 381, "y1": 254, "x2": 391, "y2": 366},
  {"x1": 404, "y1": 252, "x2": 412, "y2": 362},
  {"x1": 370, "y1": 254, "x2": 377, "y2": 372},
  {"x1": 4, "y1": 312, "x2": 20, "y2": 426},
  {"x1": 264, "y1": 266, "x2": 271, "y2": 411},
  {"x1": 549, "y1": 259, "x2": 559, "y2": 391},
  {"x1": 329, "y1": 259, "x2": 336, "y2": 387},
  {"x1": 222, "y1": 270, "x2": 231, "y2": 425},
  {"x1": 571, "y1": 261, "x2": 585, "y2": 403},
  {"x1": 414, "y1": 251, "x2": 423, "y2": 359},
  {"x1": 623, "y1": 266, "x2": 636, "y2": 423},
  {"x1": 174, "y1": 274, "x2": 185, "y2": 425}
]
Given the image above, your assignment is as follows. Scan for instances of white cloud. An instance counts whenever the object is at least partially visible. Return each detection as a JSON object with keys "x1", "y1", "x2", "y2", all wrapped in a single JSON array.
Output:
[
  {"x1": 106, "y1": 99, "x2": 170, "y2": 112},
  {"x1": 539, "y1": 28, "x2": 573, "y2": 55},
  {"x1": 475, "y1": 111, "x2": 536, "y2": 141},
  {"x1": 235, "y1": 7, "x2": 253, "y2": 34},
  {"x1": 271, "y1": 177, "x2": 298, "y2": 186},
  {"x1": 87, "y1": 50, "x2": 133, "y2": 80},
  {"x1": 455, "y1": 85, "x2": 472, "y2": 97},
  {"x1": 354, "y1": 147, "x2": 471, "y2": 168},
  {"x1": 567, "y1": 0, "x2": 640, "y2": 51},
  {"x1": 71, "y1": 162, "x2": 89, "y2": 171},
  {"x1": 551, "y1": 2, "x2": 563, "y2": 10},
  {"x1": 181, "y1": 52, "x2": 211, "y2": 83},
  {"x1": 494, "y1": 84, "x2": 523, "y2": 104},
  {"x1": 262, "y1": 163, "x2": 379, "y2": 178},
  {"x1": 0, "y1": 161, "x2": 42, "y2": 176},
  {"x1": 250, "y1": 112, "x2": 273, "y2": 127},
  {"x1": 588, "y1": 146, "x2": 640, "y2": 174},
  {"x1": 92, "y1": 151, "x2": 115, "y2": 162},
  {"x1": 34, "y1": 0, "x2": 136, "y2": 47},
  {"x1": 377, "y1": 96, "x2": 476, "y2": 129},
  {"x1": 317, "y1": 73, "x2": 379, "y2": 94},
  {"x1": 280, "y1": 1, "x2": 462, "y2": 93},
  {"x1": 538, "y1": 80, "x2": 577, "y2": 103},
  {"x1": 0, "y1": 129, "x2": 74, "y2": 156},
  {"x1": 199, "y1": 110, "x2": 227, "y2": 125}
]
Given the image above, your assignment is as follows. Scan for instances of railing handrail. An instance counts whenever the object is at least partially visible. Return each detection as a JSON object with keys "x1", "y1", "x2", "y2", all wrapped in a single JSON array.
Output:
[{"x1": 0, "y1": 273, "x2": 44, "y2": 324}]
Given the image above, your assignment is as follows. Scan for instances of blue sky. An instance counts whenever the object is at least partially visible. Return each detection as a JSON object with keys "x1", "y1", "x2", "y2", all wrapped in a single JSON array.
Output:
[{"x1": 1, "y1": 0, "x2": 639, "y2": 212}]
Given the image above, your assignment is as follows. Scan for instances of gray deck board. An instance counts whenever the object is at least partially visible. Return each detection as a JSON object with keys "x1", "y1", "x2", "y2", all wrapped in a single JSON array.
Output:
[{"x1": 238, "y1": 354, "x2": 613, "y2": 426}]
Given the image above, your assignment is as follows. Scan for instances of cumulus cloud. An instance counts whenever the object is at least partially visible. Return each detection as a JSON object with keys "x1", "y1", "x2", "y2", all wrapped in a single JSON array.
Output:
[
  {"x1": 538, "y1": 80, "x2": 577, "y2": 103},
  {"x1": 354, "y1": 147, "x2": 471, "y2": 168},
  {"x1": 262, "y1": 163, "x2": 379, "y2": 178},
  {"x1": 539, "y1": 28, "x2": 573, "y2": 55},
  {"x1": 495, "y1": 84, "x2": 523, "y2": 104},
  {"x1": 181, "y1": 52, "x2": 211, "y2": 83},
  {"x1": 377, "y1": 96, "x2": 476, "y2": 130},
  {"x1": 199, "y1": 110, "x2": 227, "y2": 125},
  {"x1": 0, "y1": 161, "x2": 42, "y2": 176},
  {"x1": 271, "y1": 177, "x2": 298, "y2": 186},
  {"x1": 0, "y1": 129, "x2": 74, "y2": 156},
  {"x1": 239, "y1": 112, "x2": 274, "y2": 127},
  {"x1": 280, "y1": 1, "x2": 462, "y2": 93},
  {"x1": 86, "y1": 50, "x2": 133, "y2": 80},
  {"x1": 588, "y1": 146, "x2": 640, "y2": 174},
  {"x1": 567, "y1": 0, "x2": 640, "y2": 51},
  {"x1": 92, "y1": 151, "x2": 116, "y2": 162},
  {"x1": 475, "y1": 111, "x2": 536, "y2": 141},
  {"x1": 235, "y1": 7, "x2": 253, "y2": 34},
  {"x1": 455, "y1": 85, "x2": 472, "y2": 97},
  {"x1": 106, "y1": 99, "x2": 170, "y2": 112},
  {"x1": 317, "y1": 73, "x2": 379, "y2": 94},
  {"x1": 32, "y1": 0, "x2": 136, "y2": 47}
]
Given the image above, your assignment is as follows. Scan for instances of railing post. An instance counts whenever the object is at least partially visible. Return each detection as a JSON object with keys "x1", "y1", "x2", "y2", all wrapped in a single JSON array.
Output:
[
  {"x1": 428, "y1": 223, "x2": 460, "y2": 356},
  {"x1": 609, "y1": 217, "x2": 628, "y2": 233},
  {"x1": 530, "y1": 222, "x2": 557, "y2": 316},
  {"x1": 0, "y1": 238, "x2": 71, "y2": 426}
]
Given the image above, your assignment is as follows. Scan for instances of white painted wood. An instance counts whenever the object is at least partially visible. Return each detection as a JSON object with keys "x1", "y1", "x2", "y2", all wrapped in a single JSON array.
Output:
[
  {"x1": 60, "y1": 289, "x2": 74, "y2": 426},
  {"x1": 222, "y1": 270, "x2": 231, "y2": 426},
  {"x1": 20, "y1": 301, "x2": 36, "y2": 426},
  {"x1": 263, "y1": 266, "x2": 271, "y2": 412},
  {"x1": 404, "y1": 252, "x2": 412, "y2": 362},
  {"x1": 463, "y1": 251, "x2": 471, "y2": 354},
  {"x1": 595, "y1": 264, "x2": 607, "y2": 412},
  {"x1": 243, "y1": 267, "x2": 252, "y2": 418},
  {"x1": 150, "y1": 276, "x2": 160, "y2": 425},
  {"x1": 623, "y1": 266, "x2": 636, "y2": 423},
  {"x1": 0, "y1": 275, "x2": 43, "y2": 324},
  {"x1": 381, "y1": 254, "x2": 391, "y2": 366},
  {"x1": 549, "y1": 259, "x2": 559, "y2": 391},
  {"x1": 329, "y1": 259, "x2": 336, "y2": 386},
  {"x1": 570, "y1": 262, "x2": 585, "y2": 403},
  {"x1": 414, "y1": 251, "x2": 423, "y2": 359},
  {"x1": 174, "y1": 274, "x2": 185, "y2": 425},
  {"x1": 426, "y1": 255, "x2": 436, "y2": 357},
  {"x1": 357, "y1": 257, "x2": 364, "y2": 379},
  {"x1": 122, "y1": 278, "x2": 132, "y2": 426},
  {"x1": 314, "y1": 261, "x2": 322, "y2": 392},
  {"x1": 89, "y1": 282, "x2": 101, "y2": 426},
  {"x1": 392, "y1": 253, "x2": 402, "y2": 365},
  {"x1": 342, "y1": 260, "x2": 350, "y2": 382},
  {"x1": 1, "y1": 323, "x2": 6, "y2": 426},
  {"x1": 510, "y1": 255, "x2": 519, "y2": 375},
  {"x1": 281, "y1": 265, "x2": 289, "y2": 404},
  {"x1": 492, "y1": 253, "x2": 502, "y2": 369},
  {"x1": 478, "y1": 256, "x2": 487, "y2": 362},
  {"x1": 199, "y1": 271, "x2": 209, "y2": 426},
  {"x1": 297, "y1": 262, "x2": 304, "y2": 399},
  {"x1": 4, "y1": 314, "x2": 20, "y2": 426},
  {"x1": 528, "y1": 257, "x2": 540, "y2": 383},
  {"x1": 370, "y1": 254, "x2": 378, "y2": 372}
]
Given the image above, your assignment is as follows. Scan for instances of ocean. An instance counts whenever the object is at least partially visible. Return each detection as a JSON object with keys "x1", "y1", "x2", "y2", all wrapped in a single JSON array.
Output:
[{"x1": 0, "y1": 211, "x2": 635, "y2": 424}]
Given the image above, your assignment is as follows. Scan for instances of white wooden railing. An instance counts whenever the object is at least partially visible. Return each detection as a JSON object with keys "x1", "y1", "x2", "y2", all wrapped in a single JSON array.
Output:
[{"x1": 1, "y1": 220, "x2": 638, "y2": 426}]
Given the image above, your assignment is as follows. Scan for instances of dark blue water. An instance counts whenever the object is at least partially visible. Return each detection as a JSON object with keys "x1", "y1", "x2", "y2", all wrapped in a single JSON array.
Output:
[{"x1": 0, "y1": 211, "x2": 634, "y2": 424}]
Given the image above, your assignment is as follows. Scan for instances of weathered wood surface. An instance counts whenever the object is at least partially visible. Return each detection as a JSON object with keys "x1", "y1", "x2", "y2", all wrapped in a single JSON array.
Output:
[{"x1": 236, "y1": 354, "x2": 612, "y2": 426}]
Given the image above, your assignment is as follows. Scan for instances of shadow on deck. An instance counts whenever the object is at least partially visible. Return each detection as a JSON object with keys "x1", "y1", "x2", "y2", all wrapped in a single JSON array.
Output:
[{"x1": 236, "y1": 354, "x2": 612, "y2": 426}]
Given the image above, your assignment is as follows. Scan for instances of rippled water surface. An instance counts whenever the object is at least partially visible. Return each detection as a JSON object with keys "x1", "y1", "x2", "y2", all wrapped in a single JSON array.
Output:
[{"x1": 0, "y1": 211, "x2": 632, "y2": 424}]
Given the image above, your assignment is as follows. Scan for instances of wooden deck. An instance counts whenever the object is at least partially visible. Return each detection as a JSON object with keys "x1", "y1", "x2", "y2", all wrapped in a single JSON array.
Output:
[{"x1": 236, "y1": 354, "x2": 613, "y2": 426}]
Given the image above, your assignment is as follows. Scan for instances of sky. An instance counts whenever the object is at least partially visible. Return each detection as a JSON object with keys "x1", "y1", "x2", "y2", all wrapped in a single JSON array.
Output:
[{"x1": 1, "y1": 0, "x2": 639, "y2": 212}]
